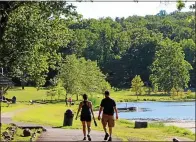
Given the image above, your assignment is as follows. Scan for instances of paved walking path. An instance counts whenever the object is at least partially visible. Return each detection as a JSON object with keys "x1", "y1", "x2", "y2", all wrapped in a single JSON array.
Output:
[{"x1": 1, "y1": 107, "x2": 121, "y2": 141}]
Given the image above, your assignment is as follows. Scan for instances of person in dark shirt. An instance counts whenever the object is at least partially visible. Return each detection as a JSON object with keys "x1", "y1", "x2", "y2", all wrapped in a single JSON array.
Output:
[
  {"x1": 75, "y1": 94, "x2": 95, "y2": 141},
  {"x1": 98, "y1": 90, "x2": 118, "y2": 141},
  {"x1": 65, "y1": 97, "x2": 68, "y2": 106}
]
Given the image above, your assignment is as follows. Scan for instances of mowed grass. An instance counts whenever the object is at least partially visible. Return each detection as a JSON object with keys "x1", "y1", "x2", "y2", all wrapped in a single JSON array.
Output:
[
  {"x1": 5, "y1": 87, "x2": 48, "y2": 101},
  {"x1": 5, "y1": 87, "x2": 195, "y2": 103},
  {"x1": 1, "y1": 103, "x2": 31, "y2": 113},
  {"x1": 95, "y1": 90, "x2": 195, "y2": 102},
  {"x1": 109, "y1": 90, "x2": 195, "y2": 102},
  {"x1": 13, "y1": 104, "x2": 195, "y2": 141}
]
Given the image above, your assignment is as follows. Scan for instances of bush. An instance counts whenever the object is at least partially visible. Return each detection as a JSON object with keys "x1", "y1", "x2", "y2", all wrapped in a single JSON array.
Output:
[
  {"x1": 171, "y1": 87, "x2": 177, "y2": 98},
  {"x1": 187, "y1": 89, "x2": 192, "y2": 95},
  {"x1": 153, "y1": 84, "x2": 158, "y2": 93},
  {"x1": 89, "y1": 96, "x2": 101, "y2": 106}
]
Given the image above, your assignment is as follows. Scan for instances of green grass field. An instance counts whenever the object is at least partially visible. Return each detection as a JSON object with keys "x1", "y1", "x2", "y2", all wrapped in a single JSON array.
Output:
[
  {"x1": 4, "y1": 87, "x2": 195, "y2": 103},
  {"x1": 1, "y1": 102, "x2": 30, "y2": 113},
  {"x1": 12, "y1": 103, "x2": 195, "y2": 141},
  {"x1": 5, "y1": 87, "x2": 49, "y2": 101}
]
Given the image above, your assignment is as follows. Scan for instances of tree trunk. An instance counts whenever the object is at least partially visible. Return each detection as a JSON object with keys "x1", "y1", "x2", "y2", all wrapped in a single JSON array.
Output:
[{"x1": 76, "y1": 94, "x2": 78, "y2": 101}]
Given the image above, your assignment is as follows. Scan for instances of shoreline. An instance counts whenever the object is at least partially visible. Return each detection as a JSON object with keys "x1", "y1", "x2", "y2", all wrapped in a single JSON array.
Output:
[
  {"x1": 128, "y1": 119, "x2": 196, "y2": 133},
  {"x1": 94, "y1": 111, "x2": 195, "y2": 134},
  {"x1": 117, "y1": 99, "x2": 196, "y2": 103}
]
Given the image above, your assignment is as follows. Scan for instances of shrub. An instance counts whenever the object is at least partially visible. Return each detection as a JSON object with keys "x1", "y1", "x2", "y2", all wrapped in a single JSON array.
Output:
[
  {"x1": 89, "y1": 96, "x2": 101, "y2": 106},
  {"x1": 171, "y1": 87, "x2": 177, "y2": 98}
]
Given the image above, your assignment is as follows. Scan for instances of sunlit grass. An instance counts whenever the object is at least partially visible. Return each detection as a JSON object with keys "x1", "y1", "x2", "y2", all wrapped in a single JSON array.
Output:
[
  {"x1": 1, "y1": 103, "x2": 31, "y2": 113},
  {"x1": 13, "y1": 104, "x2": 195, "y2": 141},
  {"x1": 4, "y1": 87, "x2": 195, "y2": 103}
]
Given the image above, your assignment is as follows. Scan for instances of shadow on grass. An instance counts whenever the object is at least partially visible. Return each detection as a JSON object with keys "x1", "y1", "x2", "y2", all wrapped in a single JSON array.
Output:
[{"x1": 52, "y1": 126, "x2": 64, "y2": 128}]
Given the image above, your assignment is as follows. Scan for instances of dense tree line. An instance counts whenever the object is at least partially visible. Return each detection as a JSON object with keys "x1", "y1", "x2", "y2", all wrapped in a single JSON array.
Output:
[
  {"x1": 0, "y1": 2, "x2": 195, "y2": 93},
  {"x1": 64, "y1": 11, "x2": 195, "y2": 89}
]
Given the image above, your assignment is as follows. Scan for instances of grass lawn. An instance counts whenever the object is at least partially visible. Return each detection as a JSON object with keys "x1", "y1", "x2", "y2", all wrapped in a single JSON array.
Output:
[
  {"x1": 110, "y1": 90, "x2": 195, "y2": 102},
  {"x1": 1, "y1": 102, "x2": 32, "y2": 113},
  {"x1": 13, "y1": 103, "x2": 195, "y2": 141},
  {"x1": 5, "y1": 87, "x2": 195, "y2": 103},
  {"x1": 5, "y1": 87, "x2": 49, "y2": 101}
]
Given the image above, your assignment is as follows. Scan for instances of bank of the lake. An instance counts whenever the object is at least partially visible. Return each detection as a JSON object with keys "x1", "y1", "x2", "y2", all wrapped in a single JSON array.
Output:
[{"x1": 117, "y1": 101, "x2": 195, "y2": 133}]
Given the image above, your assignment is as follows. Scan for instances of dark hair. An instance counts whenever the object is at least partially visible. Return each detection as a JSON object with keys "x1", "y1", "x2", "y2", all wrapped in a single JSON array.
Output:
[
  {"x1": 83, "y1": 94, "x2": 88, "y2": 100},
  {"x1": 105, "y1": 90, "x2": 110, "y2": 96}
]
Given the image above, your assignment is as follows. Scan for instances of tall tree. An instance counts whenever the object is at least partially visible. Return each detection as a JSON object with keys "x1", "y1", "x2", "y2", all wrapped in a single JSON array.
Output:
[
  {"x1": 59, "y1": 54, "x2": 110, "y2": 100},
  {"x1": 0, "y1": 2, "x2": 77, "y2": 89},
  {"x1": 0, "y1": 1, "x2": 77, "y2": 43},
  {"x1": 150, "y1": 38, "x2": 193, "y2": 93},
  {"x1": 131, "y1": 75, "x2": 144, "y2": 100}
]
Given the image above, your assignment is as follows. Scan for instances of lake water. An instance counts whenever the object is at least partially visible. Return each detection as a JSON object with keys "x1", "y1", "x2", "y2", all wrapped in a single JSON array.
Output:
[{"x1": 117, "y1": 101, "x2": 195, "y2": 121}]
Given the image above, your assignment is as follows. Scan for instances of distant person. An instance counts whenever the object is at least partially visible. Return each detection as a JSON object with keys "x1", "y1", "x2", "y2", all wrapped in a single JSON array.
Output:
[
  {"x1": 98, "y1": 90, "x2": 118, "y2": 141},
  {"x1": 68, "y1": 97, "x2": 72, "y2": 106},
  {"x1": 75, "y1": 94, "x2": 95, "y2": 141},
  {"x1": 65, "y1": 97, "x2": 68, "y2": 106}
]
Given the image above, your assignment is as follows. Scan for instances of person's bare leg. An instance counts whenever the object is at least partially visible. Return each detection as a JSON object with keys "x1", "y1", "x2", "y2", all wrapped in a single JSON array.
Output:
[
  {"x1": 102, "y1": 120, "x2": 109, "y2": 140},
  {"x1": 102, "y1": 121, "x2": 108, "y2": 134},
  {"x1": 109, "y1": 127, "x2": 112, "y2": 137},
  {"x1": 87, "y1": 121, "x2": 92, "y2": 141},
  {"x1": 82, "y1": 121, "x2": 86, "y2": 138},
  {"x1": 86, "y1": 121, "x2": 91, "y2": 135}
]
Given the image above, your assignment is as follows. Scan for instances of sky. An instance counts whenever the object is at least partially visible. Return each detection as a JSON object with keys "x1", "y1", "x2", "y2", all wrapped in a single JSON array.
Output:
[{"x1": 69, "y1": 2, "x2": 194, "y2": 19}]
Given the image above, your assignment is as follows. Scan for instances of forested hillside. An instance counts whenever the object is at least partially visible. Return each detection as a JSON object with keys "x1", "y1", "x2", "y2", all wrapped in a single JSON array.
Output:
[
  {"x1": 62, "y1": 11, "x2": 195, "y2": 89},
  {"x1": 0, "y1": 2, "x2": 195, "y2": 91}
]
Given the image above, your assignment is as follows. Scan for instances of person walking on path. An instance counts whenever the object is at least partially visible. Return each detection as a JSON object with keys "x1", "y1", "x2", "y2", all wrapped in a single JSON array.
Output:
[
  {"x1": 98, "y1": 90, "x2": 118, "y2": 141},
  {"x1": 75, "y1": 94, "x2": 95, "y2": 141}
]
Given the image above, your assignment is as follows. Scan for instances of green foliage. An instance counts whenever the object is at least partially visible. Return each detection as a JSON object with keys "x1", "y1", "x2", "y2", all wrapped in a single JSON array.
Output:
[
  {"x1": 145, "y1": 87, "x2": 153, "y2": 95},
  {"x1": 59, "y1": 55, "x2": 110, "y2": 98},
  {"x1": 46, "y1": 89, "x2": 56, "y2": 101},
  {"x1": 176, "y1": 0, "x2": 185, "y2": 11},
  {"x1": 150, "y1": 38, "x2": 193, "y2": 93},
  {"x1": 0, "y1": 1, "x2": 195, "y2": 91},
  {"x1": 171, "y1": 87, "x2": 178, "y2": 98},
  {"x1": 0, "y1": 2, "x2": 76, "y2": 88},
  {"x1": 88, "y1": 95, "x2": 101, "y2": 107},
  {"x1": 46, "y1": 78, "x2": 66, "y2": 101},
  {"x1": 186, "y1": 90, "x2": 192, "y2": 96},
  {"x1": 152, "y1": 84, "x2": 159, "y2": 93},
  {"x1": 131, "y1": 75, "x2": 144, "y2": 100}
]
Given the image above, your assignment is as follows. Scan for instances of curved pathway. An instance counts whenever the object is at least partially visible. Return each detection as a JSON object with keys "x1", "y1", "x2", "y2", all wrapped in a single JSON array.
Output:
[{"x1": 1, "y1": 107, "x2": 121, "y2": 141}]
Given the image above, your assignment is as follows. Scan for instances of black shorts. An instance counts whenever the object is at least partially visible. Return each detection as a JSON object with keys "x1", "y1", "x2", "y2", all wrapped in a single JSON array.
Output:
[{"x1": 80, "y1": 115, "x2": 91, "y2": 122}]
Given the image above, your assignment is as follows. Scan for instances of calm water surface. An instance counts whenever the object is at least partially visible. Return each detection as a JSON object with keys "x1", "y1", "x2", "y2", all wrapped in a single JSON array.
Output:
[{"x1": 117, "y1": 101, "x2": 195, "y2": 121}]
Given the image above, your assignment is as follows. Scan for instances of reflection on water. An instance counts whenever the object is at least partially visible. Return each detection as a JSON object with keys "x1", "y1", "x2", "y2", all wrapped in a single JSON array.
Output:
[{"x1": 117, "y1": 101, "x2": 195, "y2": 121}]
